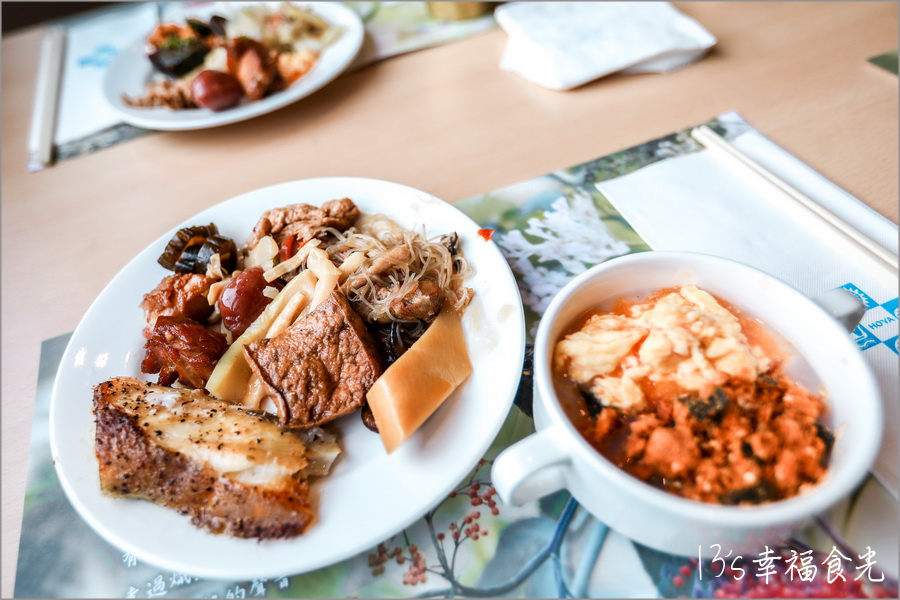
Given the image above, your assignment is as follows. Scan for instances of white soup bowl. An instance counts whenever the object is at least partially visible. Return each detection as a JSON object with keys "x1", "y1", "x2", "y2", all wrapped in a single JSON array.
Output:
[{"x1": 491, "y1": 251, "x2": 881, "y2": 557}]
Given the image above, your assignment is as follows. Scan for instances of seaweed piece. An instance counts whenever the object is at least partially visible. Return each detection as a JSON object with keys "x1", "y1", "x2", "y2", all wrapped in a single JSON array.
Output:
[
  {"x1": 740, "y1": 440, "x2": 754, "y2": 458},
  {"x1": 719, "y1": 481, "x2": 778, "y2": 505},
  {"x1": 757, "y1": 373, "x2": 780, "y2": 387},
  {"x1": 174, "y1": 241, "x2": 203, "y2": 273},
  {"x1": 186, "y1": 18, "x2": 213, "y2": 38},
  {"x1": 580, "y1": 389, "x2": 604, "y2": 418},
  {"x1": 740, "y1": 439, "x2": 767, "y2": 465},
  {"x1": 195, "y1": 234, "x2": 237, "y2": 274},
  {"x1": 439, "y1": 232, "x2": 458, "y2": 256},
  {"x1": 368, "y1": 320, "x2": 426, "y2": 366},
  {"x1": 158, "y1": 223, "x2": 231, "y2": 274},
  {"x1": 209, "y1": 15, "x2": 228, "y2": 37},
  {"x1": 816, "y1": 423, "x2": 835, "y2": 465},
  {"x1": 754, "y1": 373, "x2": 786, "y2": 405},
  {"x1": 148, "y1": 37, "x2": 209, "y2": 77},
  {"x1": 678, "y1": 387, "x2": 728, "y2": 422},
  {"x1": 439, "y1": 232, "x2": 460, "y2": 273},
  {"x1": 388, "y1": 320, "x2": 406, "y2": 362}
]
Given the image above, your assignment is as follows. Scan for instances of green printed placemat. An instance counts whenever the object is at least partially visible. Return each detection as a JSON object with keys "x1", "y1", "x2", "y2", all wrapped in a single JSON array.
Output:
[
  {"x1": 869, "y1": 50, "x2": 899, "y2": 74},
  {"x1": 16, "y1": 113, "x2": 898, "y2": 598}
]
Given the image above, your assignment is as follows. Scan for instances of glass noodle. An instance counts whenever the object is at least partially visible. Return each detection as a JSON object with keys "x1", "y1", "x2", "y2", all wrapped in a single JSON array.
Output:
[{"x1": 320, "y1": 214, "x2": 473, "y2": 323}]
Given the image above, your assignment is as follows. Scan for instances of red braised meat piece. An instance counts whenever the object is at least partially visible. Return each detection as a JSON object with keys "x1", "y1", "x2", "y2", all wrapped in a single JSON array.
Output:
[
  {"x1": 389, "y1": 279, "x2": 445, "y2": 322},
  {"x1": 141, "y1": 273, "x2": 215, "y2": 332},
  {"x1": 235, "y1": 44, "x2": 274, "y2": 101},
  {"x1": 246, "y1": 198, "x2": 360, "y2": 249},
  {"x1": 368, "y1": 277, "x2": 445, "y2": 322},
  {"x1": 217, "y1": 266, "x2": 273, "y2": 337},
  {"x1": 243, "y1": 291, "x2": 382, "y2": 428},
  {"x1": 141, "y1": 316, "x2": 229, "y2": 389}
]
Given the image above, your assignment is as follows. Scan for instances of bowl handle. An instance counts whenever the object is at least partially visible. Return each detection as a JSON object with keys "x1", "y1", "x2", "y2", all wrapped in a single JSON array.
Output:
[
  {"x1": 491, "y1": 426, "x2": 571, "y2": 506},
  {"x1": 812, "y1": 288, "x2": 866, "y2": 333}
]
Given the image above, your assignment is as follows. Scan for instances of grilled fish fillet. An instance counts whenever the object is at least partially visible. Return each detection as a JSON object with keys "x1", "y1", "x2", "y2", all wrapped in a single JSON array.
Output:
[{"x1": 93, "y1": 377, "x2": 323, "y2": 539}]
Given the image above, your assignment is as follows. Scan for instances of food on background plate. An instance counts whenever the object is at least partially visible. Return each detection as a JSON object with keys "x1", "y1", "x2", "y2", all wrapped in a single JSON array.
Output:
[
  {"x1": 93, "y1": 197, "x2": 474, "y2": 537},
  {"x1": 123, "y1": 3, "x2": 339, "y2": 111},
  {"x1": 554, "y1": 285, "x2": 831, "y2": 505}
]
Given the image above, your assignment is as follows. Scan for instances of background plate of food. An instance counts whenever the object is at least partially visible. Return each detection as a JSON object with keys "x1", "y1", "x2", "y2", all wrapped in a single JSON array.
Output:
[
  {"x1": 102, "y1": 2, "x2": 364, "y2": 130},
  {"x1": 49, "y1": 177, "x2": 525, "y2": 579}
]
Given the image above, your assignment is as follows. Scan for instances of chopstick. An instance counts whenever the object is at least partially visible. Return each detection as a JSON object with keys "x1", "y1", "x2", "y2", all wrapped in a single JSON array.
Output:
[
  {"x1": 691, "y1": 125, "x2": 899, "y2": 281},
  {"x1": 27, "y1": 26, "x2": 66, "y2": 172}
]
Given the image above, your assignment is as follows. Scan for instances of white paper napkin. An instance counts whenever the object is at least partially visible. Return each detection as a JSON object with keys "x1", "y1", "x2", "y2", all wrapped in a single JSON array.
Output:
[
  {"x1": 495, "y1": 1, "x2": 716, "y2": 90},
  {"x1": 596, "y1": 112, "x2": 900, "y2": 496},
  {"x1": 54, "y1": 3, "x2": 158, "y2": 145}
]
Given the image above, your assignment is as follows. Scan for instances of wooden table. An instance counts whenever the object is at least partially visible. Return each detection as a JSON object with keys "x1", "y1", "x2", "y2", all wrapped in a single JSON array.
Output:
[{"x1": 2, "y1": 2, "x2": 897, "y2": 595}]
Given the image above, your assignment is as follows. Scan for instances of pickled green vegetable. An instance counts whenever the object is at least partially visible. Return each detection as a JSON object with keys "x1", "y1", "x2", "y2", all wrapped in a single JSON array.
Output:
[{"x1": 157, "y1": 223, "x2": 236, "y2": 275}]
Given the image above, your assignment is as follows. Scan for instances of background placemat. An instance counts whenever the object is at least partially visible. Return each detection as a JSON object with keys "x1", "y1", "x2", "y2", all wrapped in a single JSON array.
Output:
[
  {"x1": 869, "y1": 49, "x2": 899, "y2": 74},
  {"x1": 16, "y1": 113, "x2": 898, "y2": 598}
]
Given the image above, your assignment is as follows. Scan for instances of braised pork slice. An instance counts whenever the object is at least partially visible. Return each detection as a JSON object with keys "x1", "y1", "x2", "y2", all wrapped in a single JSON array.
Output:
[
  {"x1": 389, "y1": 279, "x2": 444, "y2": 322},
  {"x1": 243, "y1": 291, "x2": 382, "y2": 429},
  {"x1": 141, "y1": 273, "x2": 215, "y2": 332},
  {"x1": 93, "y1": 377, "x2": 317, "y2": 539},
  {"x1": 246, "y1": 198, "x2": 360, "y2": 249},
  {"x1": 367, "y1": 279, "x2": 445, "y2": 323},
  {"x1": 141, "y1": 316, "x2": 229, "y2": 389}
]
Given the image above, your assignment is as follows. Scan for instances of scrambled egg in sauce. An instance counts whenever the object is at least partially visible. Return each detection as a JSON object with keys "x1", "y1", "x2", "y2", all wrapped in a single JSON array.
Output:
[{"x1": 555, "y1": 285, "x2": 772, "y2": 410}]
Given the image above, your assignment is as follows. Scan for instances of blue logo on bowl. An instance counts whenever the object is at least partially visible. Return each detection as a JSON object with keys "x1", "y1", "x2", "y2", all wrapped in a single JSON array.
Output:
[
  {"x1": 852, "y1": 324, "x2": 881, "y2": 351},
  {"x1": 840, "y1": 283, "x2": 878, "y2": 310}
]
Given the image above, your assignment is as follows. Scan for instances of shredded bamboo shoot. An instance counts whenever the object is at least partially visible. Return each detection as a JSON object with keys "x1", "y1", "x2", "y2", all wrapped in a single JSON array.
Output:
[
  {"x1": 338, "y1": 251, "x2": 366, "y2": 280},
  {"x1": 206, "y1": 269, "x2": 318, "y2": 402},
  {"x1": 263, "y1": 239, "x2": 320, "y2": 282},
  {"x1": 303, "y1": 248, "x2": 341, "y2": 316}
]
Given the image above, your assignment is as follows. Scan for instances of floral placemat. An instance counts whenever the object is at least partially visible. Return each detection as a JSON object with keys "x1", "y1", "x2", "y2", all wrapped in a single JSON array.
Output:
[{"x1": 16, "y1": 114, "x2": 898, "y2": 598}]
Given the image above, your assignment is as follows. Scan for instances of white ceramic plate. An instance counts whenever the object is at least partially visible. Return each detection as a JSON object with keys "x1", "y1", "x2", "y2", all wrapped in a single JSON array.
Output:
[
  {"x1": 49, "y1": 177, "x2": 525, "y2": 579},
  {"x1": 102, "y1": 3, "x2": 364, "y2": 131}
]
